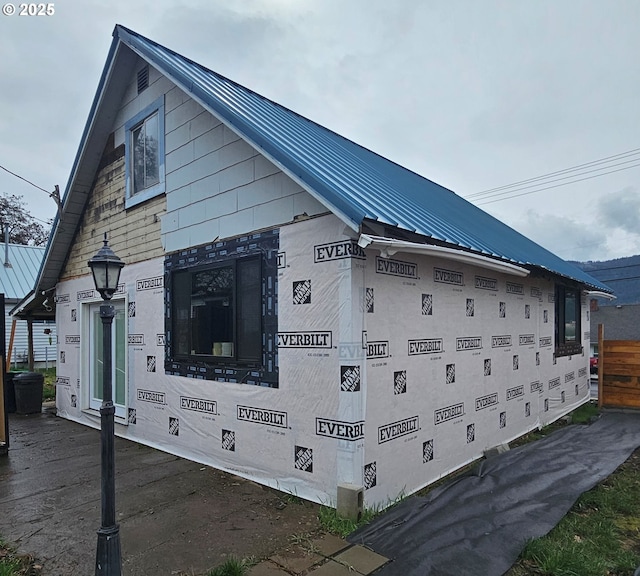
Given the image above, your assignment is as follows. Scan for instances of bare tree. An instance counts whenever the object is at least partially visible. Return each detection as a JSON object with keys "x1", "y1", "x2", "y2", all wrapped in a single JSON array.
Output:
[{"x1": 0, "y1": 194, "x2": 50, "y2": 246}]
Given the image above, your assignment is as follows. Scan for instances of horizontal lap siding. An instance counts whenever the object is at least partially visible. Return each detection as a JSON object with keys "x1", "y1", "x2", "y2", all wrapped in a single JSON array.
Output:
[
  {"x1": 60, "y1": 157, "x2": 164, "y2": 280},
  {"x1": 601, "y1": 340, "x2": 640, "y2": 408}
]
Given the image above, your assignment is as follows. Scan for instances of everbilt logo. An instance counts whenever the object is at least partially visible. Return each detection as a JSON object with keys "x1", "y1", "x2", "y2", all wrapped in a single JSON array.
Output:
[
  {"x1": 565, "y1": 371, "x2": 575, "y2": 383},
  {"x1": 456, "y1": 337, "x2": 482, "y2": 351},
  {"x1": 519, "y1": 334, "x2": 535, "y2": 346},
  {"x1": 434, "y1": 403, "x2": 465, "y2": 425},
  {"x1": 507, "y1": 385, "x2": 525, "y2": 400},
  {"x1": 578, "y1": 367, "x2": 587, "y2": 378},
  {"x1": 65, "y1": 335, "x2": 80, "y2": 344},
  {"x1": 56, "y1": 376, "x2": 70, "y2": 386},
  {"x1": 539, "y1": 336, "x2": 552, "y2": 347},
  {"x1": 314, "y1": 240, "x2": 366, "y2": 262},
  {"x1": 137, "y1": 276, "x2": 163, "y2": 291},
  {"x1": 316, "y1": 418, "x2": 365, "y2": 440},
  {"x1": 378, "y1": 416, "x2": 419, "y2": 444},
  {"x1": 278, "y1": 331, "x2": 332, "y2": 348},
  {"x1": 492, "y1": 335, "x2": 512, "y2": 348},
  {"x1": 530, "y1": 380, "x2": 543, "y2": 393},
  {"x1": 408, "y1": 338, "x2": 444, "y2": 355},
  {"x1": 531, "y1": 287, "x2": 542, "y2": 299},
  {"x1": 128, "y1": 334, "x2": 144, "y2": 345},
  {"x1": 137, "y1": 389, "x2": 166, "y2": 404},
  {"x1": 237, "y1": 405, "x2": 288, "y2": 428},
  {"x1": 367, "y1": 341, "x2": 389, "y2": 358},
  {"x1": 376, "y1": 257, "x2": 418, "y2": 278},
  {"x1": 77, "y1": 289, "x2": 95, "y2": 300},
  {"x1": 475, "y1": 276, "x2": 498, "y2": 291},
  {"x1": 434, "y1": 268, "x2": 463, "y2": 285},
  {"x1": 180, "y1": 396, "x2": 217, "y2": 414},
  {"x1": 475, "y1": 393, "x2": 498, "y2": 411},
  {"x1": 54, "y1": 293, "x2": 70, "y2": 303},
  {"x1": 506, "y1": 282, "x2": 524, "y2": 295},
  {"x1": 549, "y1": 377, "x2": 561, "y2": 389}
]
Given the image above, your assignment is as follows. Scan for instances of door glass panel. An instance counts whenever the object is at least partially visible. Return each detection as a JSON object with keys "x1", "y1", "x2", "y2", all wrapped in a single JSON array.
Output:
[
  {"x1": 89, "y1": 302, "x2": 126, "y2": 417},
  {"x1": 115, "y1": 309, "x2": 126, "y2": 406}
]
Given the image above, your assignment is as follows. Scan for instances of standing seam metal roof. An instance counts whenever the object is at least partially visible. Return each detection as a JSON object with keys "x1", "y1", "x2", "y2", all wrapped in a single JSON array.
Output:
[{"x1": 114, "y1": 26, "x2": 611, "y2": 293}]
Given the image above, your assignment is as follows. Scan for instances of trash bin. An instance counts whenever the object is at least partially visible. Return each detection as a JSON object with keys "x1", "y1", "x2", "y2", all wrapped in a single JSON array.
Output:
[
  {"x1": 14, "y1": 372, "x2": 44, "y2": 415},
  {"x1": 3, "y1": 372, "x2": 20, "y2": 414}
]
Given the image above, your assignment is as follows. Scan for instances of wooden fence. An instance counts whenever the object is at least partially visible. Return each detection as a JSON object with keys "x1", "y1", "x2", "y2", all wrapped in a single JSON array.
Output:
[{"x1": 598, "y1": 324, "x2": 640, "y2": 409}]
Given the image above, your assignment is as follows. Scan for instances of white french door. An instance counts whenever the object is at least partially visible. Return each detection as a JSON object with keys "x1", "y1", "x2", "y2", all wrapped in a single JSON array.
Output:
[{"x1": 88, "y1": 301, "x2": 127, "y2": 419}]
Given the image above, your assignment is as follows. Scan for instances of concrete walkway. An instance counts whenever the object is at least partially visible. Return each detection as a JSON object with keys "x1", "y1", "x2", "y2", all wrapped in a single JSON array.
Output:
[{"x1": 0, "y1": 406, "x2": 387, "y2": 575}]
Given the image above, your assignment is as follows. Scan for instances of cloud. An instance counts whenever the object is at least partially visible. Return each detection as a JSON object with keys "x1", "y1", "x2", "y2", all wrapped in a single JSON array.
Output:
[
  {"x1": 596, "y1": 187, "x2": 640, "y2": 236},
  {"x1": 512, "y1": 209, "x2": 608, "y2": 261}
]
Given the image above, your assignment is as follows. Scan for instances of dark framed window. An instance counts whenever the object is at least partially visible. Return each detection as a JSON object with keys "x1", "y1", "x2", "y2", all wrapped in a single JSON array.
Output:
[
  {"x1": 555, "y1": 284, "x2": 582, "y2": 357},
  {"x1": 165, "y1": 231, "x2": 279, "y2": 387},
  {"x1": 172, "y1": 257, "x2": 262, "y2": 364}
]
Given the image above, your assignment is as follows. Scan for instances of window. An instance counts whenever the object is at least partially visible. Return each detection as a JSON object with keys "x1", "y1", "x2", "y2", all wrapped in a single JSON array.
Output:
[
  {"x1": 124, "y1": 97, "x2": 165, "y2": 208},
  {"x1": 555, "y1": 285, "x2": 582, "y2": 356},
  {"x1": 165, "y1": 231, "x2": 279, "y2": 386},
  {"x1": 172, "y1": 257, "x2": 262, "y2": 364}
]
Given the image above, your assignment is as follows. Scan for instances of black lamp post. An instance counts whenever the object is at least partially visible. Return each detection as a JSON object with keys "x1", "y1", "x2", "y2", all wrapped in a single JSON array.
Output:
[{"x1": 88, "y1": 234, "x2": 125, "y2": 576}]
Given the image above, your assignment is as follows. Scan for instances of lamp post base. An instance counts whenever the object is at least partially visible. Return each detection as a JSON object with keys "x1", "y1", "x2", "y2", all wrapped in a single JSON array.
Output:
[{"x1": 95, "y1": 524, "x2": 122, "y2": 576}]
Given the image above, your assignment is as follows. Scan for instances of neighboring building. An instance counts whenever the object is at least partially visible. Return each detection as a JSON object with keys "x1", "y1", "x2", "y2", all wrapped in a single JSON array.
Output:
[
  {"x1": 588, "y1": 301, "x2": 640, "y2": 361},
  {"x1": 575, "y1": 257, "x2": 639, "y2": 356},
  {"x1": 0, "y1": 242, "x2": 56, "y2": 368},
  {"x1": 16, "y1": 26, "x2": 611, "y2": 508}
]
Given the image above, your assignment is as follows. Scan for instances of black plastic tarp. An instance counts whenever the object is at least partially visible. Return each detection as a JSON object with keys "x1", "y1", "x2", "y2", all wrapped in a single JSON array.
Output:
[{"x1": 349, "y1": 411, "x2": 640, "y2": 576}]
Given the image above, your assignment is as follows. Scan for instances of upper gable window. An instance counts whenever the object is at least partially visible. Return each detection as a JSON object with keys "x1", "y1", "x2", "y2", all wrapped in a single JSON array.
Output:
[{"x1": 124, "y1": 96, "x2": 165, "y2": 209}]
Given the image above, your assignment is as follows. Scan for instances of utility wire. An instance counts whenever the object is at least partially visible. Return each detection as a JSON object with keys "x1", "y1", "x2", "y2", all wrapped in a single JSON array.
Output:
[
  {"x1": 470, "y1": 158, "x2": 640, "y2": 202},
  {"x1": 0, "y1": 164, "x2": 51, "y2": 195},
  {"x1": 465, "y1": 147, "x2": 640, "y2": 200},
  {"x1": 475, "y1": 162, "x2": 640, "y2": 206}
]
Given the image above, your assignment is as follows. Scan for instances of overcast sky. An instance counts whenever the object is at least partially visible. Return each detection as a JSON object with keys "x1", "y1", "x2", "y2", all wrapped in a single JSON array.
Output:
[{"x1": 1, "y1": 0, "x2": 638, "y2": 261}]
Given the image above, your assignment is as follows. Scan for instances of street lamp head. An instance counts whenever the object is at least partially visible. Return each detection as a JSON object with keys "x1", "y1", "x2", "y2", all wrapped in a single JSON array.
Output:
[{"x1": 88, "y1": 234, "x2": 125, "y2": 301}]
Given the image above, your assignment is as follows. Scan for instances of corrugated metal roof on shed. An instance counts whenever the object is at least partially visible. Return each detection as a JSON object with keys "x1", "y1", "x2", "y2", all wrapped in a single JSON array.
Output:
[
  {"x1": 116, "y1": 26, "x2": 611, "y2": 293},
  {"x1": 0, "y1": 244, "x2": 46, "y2": 300}
]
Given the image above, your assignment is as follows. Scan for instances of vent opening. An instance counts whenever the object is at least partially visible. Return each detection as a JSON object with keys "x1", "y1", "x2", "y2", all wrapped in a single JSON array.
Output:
[{"x1": 137, "y1": 65, "x2": 149, "y2": 93}]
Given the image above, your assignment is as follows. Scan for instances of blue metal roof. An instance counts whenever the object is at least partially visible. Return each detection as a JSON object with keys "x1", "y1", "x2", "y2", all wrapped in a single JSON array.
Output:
[
  {"x1": 0, "y1": 243, "x2": 46, "y2": 301},
  {"x1": 114, "y1": 25, "x2": 611, "y2": 293}
]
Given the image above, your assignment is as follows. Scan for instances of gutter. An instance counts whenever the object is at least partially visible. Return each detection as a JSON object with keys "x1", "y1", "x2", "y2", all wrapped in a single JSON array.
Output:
[{"x1": 357, "y1": 234, "x2": 530, "y2": 277}]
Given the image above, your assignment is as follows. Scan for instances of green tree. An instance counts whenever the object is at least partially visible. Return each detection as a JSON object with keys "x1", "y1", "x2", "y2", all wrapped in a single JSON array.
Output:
[{"x1": 0, "y1": 194, "x2": 50, "y2": 246}]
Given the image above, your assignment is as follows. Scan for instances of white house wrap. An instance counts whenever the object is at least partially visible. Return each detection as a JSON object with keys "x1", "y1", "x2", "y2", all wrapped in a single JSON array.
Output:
[{"x1": 22, "y1": 26, "x2": 610, "y2": 511}]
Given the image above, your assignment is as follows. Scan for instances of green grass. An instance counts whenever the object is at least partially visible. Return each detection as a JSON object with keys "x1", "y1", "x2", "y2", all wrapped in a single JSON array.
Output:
[
  {"x1": 506, "y1": 447, "x2": 640, "y2": 576},
  {"x1": 0, "y1": 537, "x2": 34, "y2": 575},
  {"x1": 206, "y1": 557, "x2": 248, "y2": 576},
  {"x1": 38, "y1": 367, "x2": 56, "y2": 401},
  {"x1": 318, "y1": 505, "x2": 380, "y2": 538}
]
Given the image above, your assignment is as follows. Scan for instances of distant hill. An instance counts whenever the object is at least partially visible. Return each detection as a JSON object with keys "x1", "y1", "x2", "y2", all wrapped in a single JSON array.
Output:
[{"x1": 572, "y1": 255, "x2": 640, "y2": 306}]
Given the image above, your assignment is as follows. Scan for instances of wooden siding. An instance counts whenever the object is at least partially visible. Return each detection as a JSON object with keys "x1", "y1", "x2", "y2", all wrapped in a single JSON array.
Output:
[
  {"x1": 600, "y1": 338, "x2": 640, "y2": 408},
  {"x1": 60, "y1": 156, "x2": 165, "y2": 280}
]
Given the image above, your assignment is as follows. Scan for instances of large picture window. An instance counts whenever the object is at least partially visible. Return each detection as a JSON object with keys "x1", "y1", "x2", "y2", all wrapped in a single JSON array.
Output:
[
  {"x1": 165, "y1": 231, "x2": 279, "y2": 387},
  {"x1": 124, "y1": 97, "x2": 165, "y2": 208},
  {"x1": 555, "y1": 284, "x2": 582, "y2": 357},
  {"x1": 172, "y1": 257, "x2": 262, "y2": 364}
]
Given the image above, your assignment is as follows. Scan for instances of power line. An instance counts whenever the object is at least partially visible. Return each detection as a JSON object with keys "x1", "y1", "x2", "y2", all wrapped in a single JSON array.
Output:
[
  {"x1": 465, "y1": 147, "x2": 640, "y2": 200},
  {"x1": 475, "y1": 162, "x2": 640, "y2": 206},
  {"x1": 0, "y1": 164, "x2": 51, "y2": 194},
  {"x1": 471, "y1": 158, "x2": 640, "y2": 203}
]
